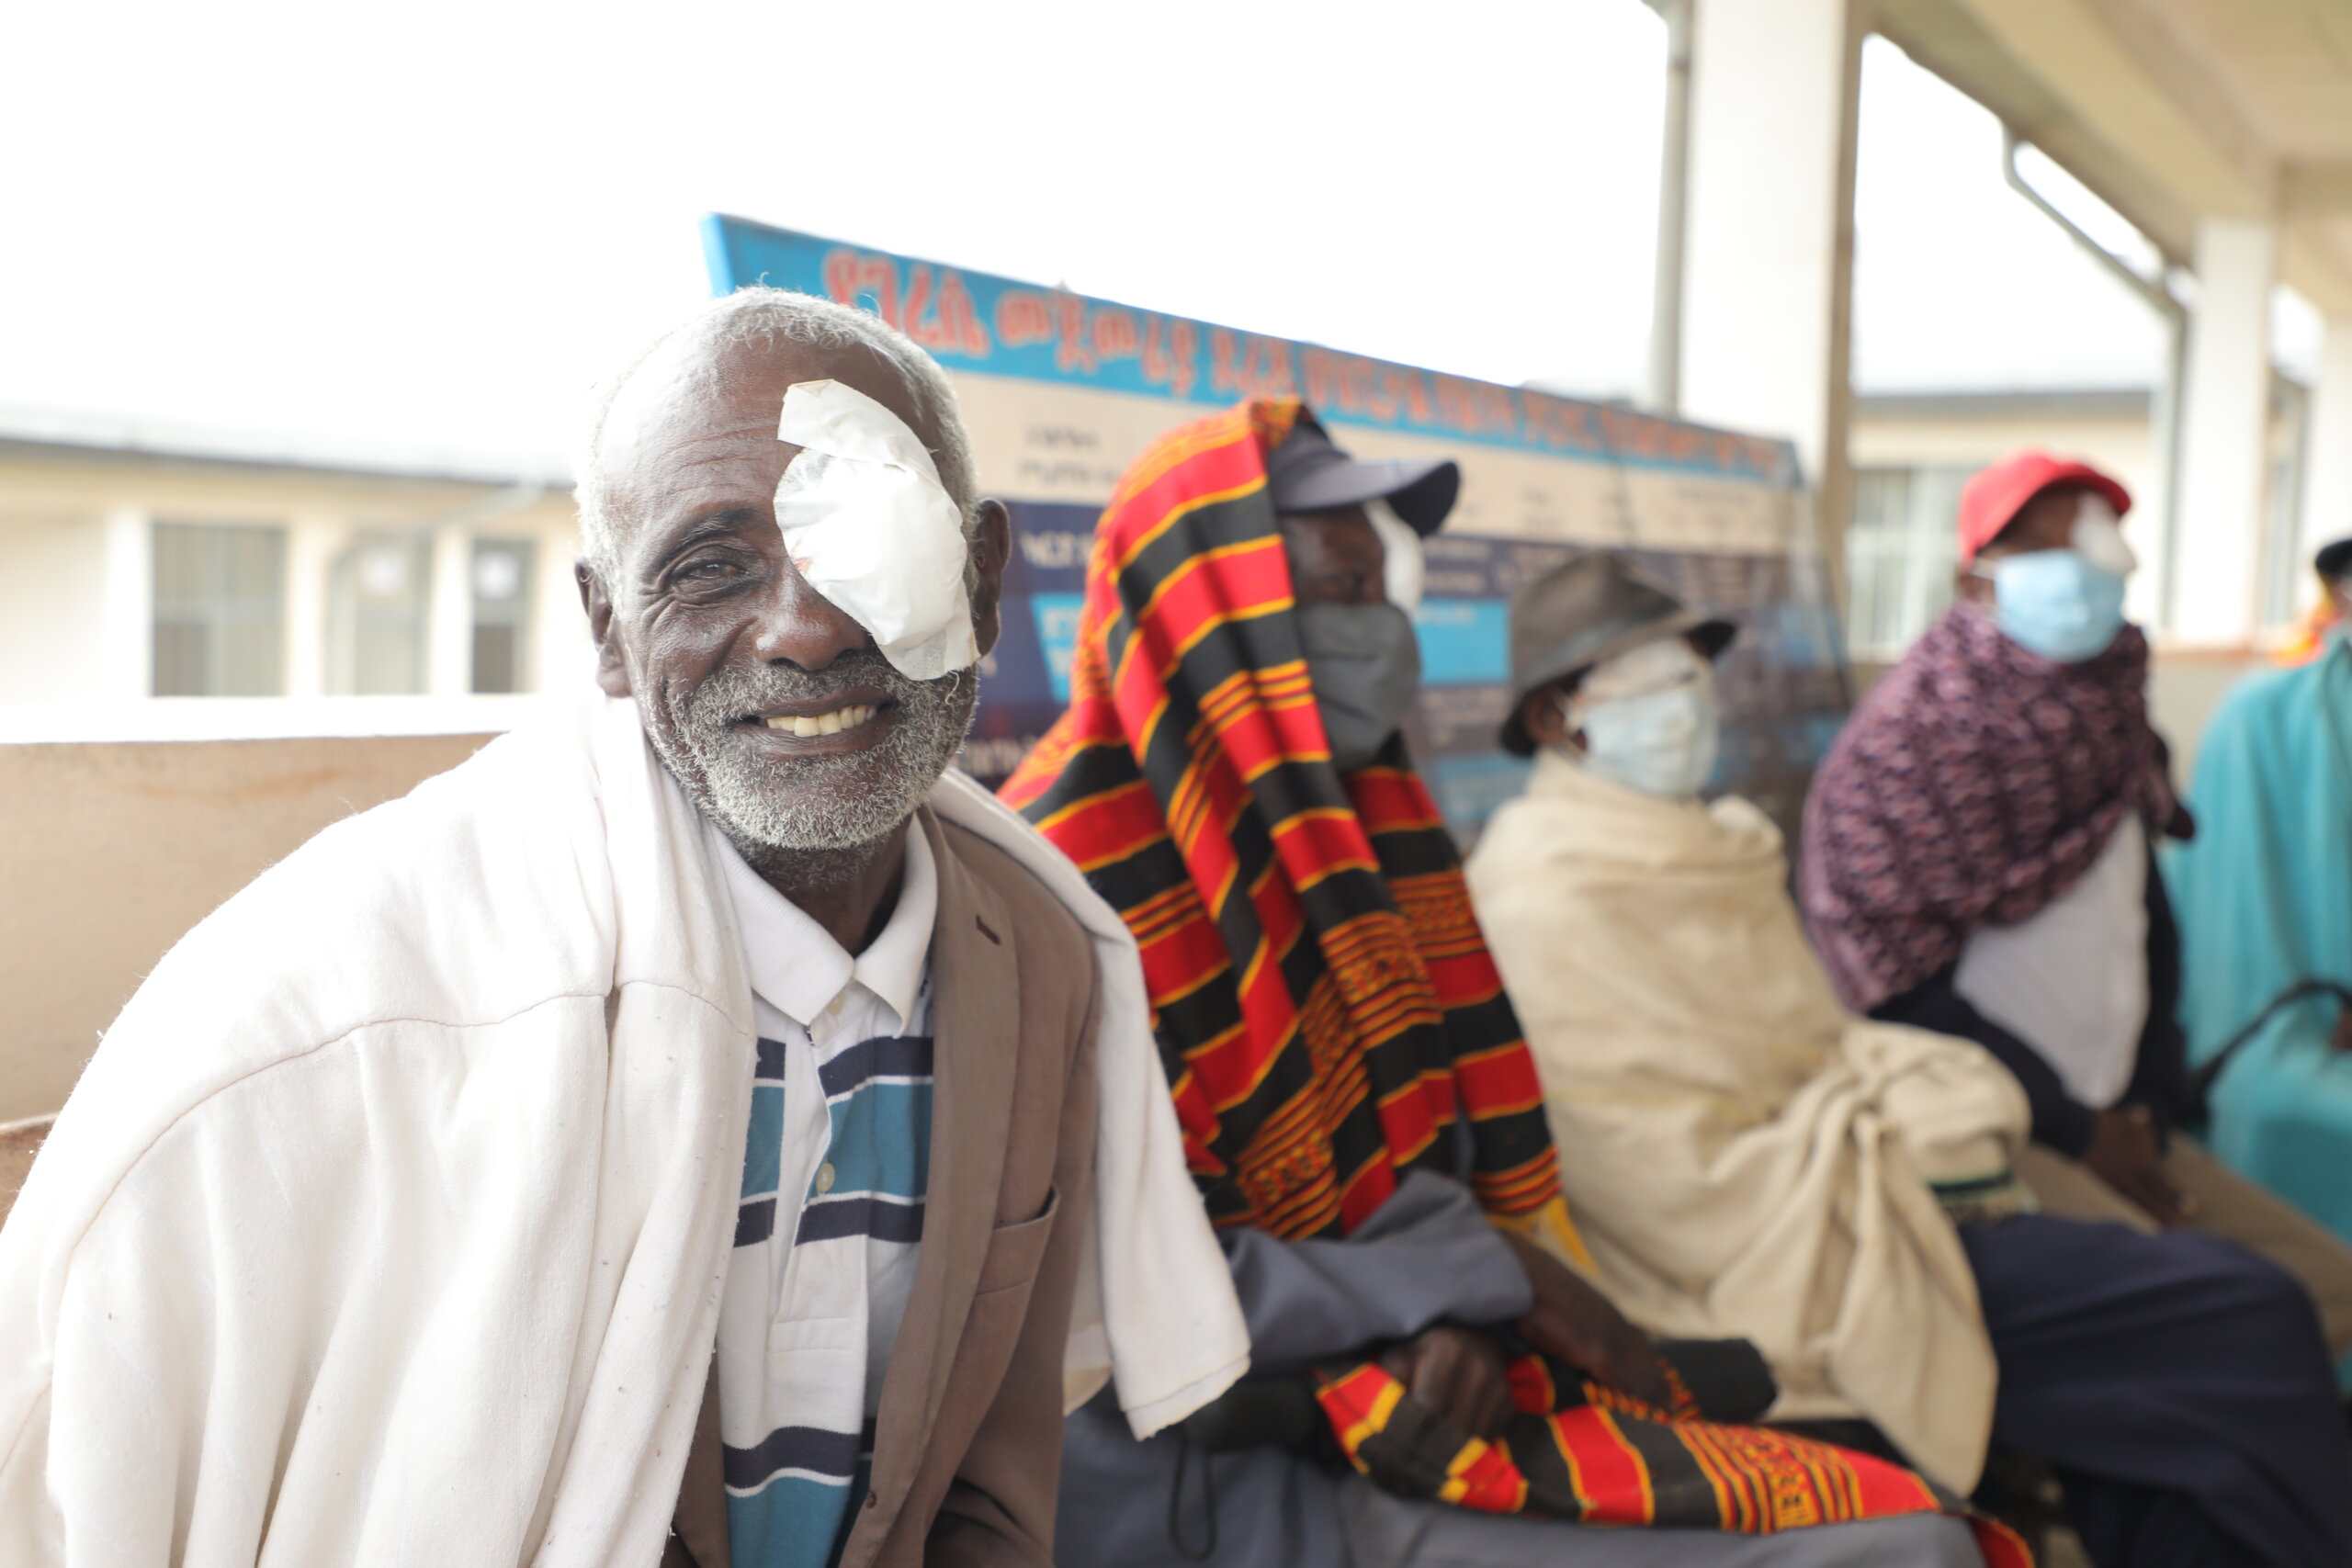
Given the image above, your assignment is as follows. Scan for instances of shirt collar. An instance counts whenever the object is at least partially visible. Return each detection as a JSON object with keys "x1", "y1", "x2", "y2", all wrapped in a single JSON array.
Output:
[{"x1": 714, "y1": 816, "x2": 937, "y2": 1031}]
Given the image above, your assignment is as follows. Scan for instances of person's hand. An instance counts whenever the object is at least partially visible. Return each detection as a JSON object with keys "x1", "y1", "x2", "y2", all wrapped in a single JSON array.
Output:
[
  {"x1": 2082, "y1": 1105, "x2": 2194, "y2": 1226},
  {"x1": 1379, "y1": 1326, "x2": 1515, "y2": 1439},
  {"x1": 1496, "y1": 1230, "x2": 1675, "y2": 1409}
]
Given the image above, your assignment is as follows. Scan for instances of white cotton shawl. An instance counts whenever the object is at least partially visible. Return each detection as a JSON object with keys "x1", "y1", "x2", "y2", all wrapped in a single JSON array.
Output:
[
  {"x1": 1464, "y1": 750, "x2": 2028, "y2": 1495},
  {"x1": 0, "y1": 694, "x2": 1246, "y2": 1567}
]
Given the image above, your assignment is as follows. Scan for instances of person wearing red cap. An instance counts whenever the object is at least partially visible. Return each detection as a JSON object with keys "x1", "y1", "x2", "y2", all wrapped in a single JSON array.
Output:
[{"x1": 1801, "y1": 446, "x2": 2352, "y2": 1356}]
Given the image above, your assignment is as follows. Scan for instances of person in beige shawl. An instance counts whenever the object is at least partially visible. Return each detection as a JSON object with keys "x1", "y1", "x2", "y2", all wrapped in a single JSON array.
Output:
[{"x1": 1464, "y1": 553, "x2": 2352, "y2": 1568}]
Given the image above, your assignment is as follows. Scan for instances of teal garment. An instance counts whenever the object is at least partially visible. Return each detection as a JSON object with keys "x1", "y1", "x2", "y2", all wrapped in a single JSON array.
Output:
[{"x1": 2165, "y1": 633, "x2": 2352, "y2": 1246}]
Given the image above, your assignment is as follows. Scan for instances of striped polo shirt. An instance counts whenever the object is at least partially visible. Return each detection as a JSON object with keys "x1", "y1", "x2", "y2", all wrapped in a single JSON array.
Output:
[{"x1": 714, "y1": 825, "x2": 937, "y2": 1568}]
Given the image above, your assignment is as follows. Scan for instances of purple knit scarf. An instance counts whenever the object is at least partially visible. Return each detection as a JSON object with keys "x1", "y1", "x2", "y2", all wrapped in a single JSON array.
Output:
[{"x1": 1800, "y1": 604, "x2": 2174, "y2": 1012}]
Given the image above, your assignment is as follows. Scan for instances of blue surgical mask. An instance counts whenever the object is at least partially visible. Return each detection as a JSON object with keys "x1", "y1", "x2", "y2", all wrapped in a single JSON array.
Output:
[
  {"x1": 1572, "y1": 682, "x2": 1720, "y2": 798},
  {"x1": 1989, "y1": 548, "x2": 2128, "y2": 663}
]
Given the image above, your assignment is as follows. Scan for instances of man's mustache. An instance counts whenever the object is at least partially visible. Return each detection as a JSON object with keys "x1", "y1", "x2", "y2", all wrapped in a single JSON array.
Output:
[{"x1": 683, "y1": 651, "x2": 930, "y2": 730}]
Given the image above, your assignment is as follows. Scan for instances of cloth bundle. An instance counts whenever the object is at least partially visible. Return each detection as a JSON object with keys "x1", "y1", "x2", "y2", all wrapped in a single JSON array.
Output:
[
  {"x1": 1467, "y1": 749, "x2": 2030, "y2": 1493},
  {"x1": 1800, "y1": 602, "x2": 2173, "y2": 1014},
  {"x1": 1313, "y1": 1355, "x2": 2029, "y2": 1566}
]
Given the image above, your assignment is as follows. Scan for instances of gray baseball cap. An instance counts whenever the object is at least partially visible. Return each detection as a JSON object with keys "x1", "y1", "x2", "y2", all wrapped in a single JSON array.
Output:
[
  {"x1": 1499, "y1": 552, "x2": 1736, "y2": 756},
  {"x1": 1267, "y1": 413, "x2": 1461, "y2": 536}
]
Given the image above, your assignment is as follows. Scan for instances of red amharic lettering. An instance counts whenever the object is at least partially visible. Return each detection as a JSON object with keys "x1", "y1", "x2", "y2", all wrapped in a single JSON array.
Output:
[
  {"x1": 1302, "y1": 348, "x2": 1436, "y2": 424},
  {"x1": 1520, "y1": 392, "x2": 1606, "y2": 455},
  {"x1": 1053, "y1": 293, "x2": 1095, "y2": 373},
  {"x1": 1600, "y1": 406, "x2": 1662, "y2": 462},
  {"x1": 1384, "y1": 366, "x2": 1431, "y2": 423},
  {"x1": 1210, "y1": 329, "x2": 1295, "y2": 399},
  {"x1": 995, "y1": 290, "x2": 1055, "y2": 349},
  {"x1": 1141, "y1": 316, "x2": 1200, "y2": 399},
  {"x1": 821, "y1": 248, "x2": 901, "y2": 329},
  {"x1": 900, "y1": 265, "x2": 990, "y2": 358},
  {"x1": 1090, "y1": 306, "x2": 1140, "y2": 367},
  {"x1": 1432, "y1": 374, "x2": 1519, "y2": 438},
  {"x1": 1303, "y1": 348, "x2": 1377, "y2": 421}
]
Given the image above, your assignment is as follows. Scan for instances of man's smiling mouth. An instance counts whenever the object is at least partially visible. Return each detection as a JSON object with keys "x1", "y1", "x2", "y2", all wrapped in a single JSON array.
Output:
[{"x1": 760, "y1": 703, "x2": 878, "y2": 738}]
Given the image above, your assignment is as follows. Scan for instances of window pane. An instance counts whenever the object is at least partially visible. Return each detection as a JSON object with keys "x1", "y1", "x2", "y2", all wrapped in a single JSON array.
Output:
[
  {"x1": 470, "y1": 538, "x2": 535, "y2": 693},
  {"x1": 471, "y1": 625, "x2": 519, "y2": 694},
  {"x1": 152, "y1": 621, "x2": 209, "y2": 697},
  {"x1": 1843, "y1": 467, "x2": 1967, "y2": 661},
  {"x1": 151, "y1": 522, "x2": 287, "y2": 696},
  {"x1": 328, "y1": 532, "x2": 432, "y2": 694}
]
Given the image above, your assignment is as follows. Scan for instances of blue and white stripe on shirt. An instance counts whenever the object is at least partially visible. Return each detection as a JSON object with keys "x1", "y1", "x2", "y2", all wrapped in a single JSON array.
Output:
[{"x1": 714, "y1": 823, "x2": 937, "y2": 1568}]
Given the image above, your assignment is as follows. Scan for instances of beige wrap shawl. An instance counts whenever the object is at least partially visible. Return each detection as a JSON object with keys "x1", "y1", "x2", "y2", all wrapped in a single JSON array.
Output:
[{"x1": 1464, "y1": 750, "x2": 2028, "y2": 1493}]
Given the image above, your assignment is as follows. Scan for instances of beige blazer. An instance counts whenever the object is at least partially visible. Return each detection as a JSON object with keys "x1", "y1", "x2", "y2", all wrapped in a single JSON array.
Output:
[{"x1": 666, "y1": 807, "x2": 1102, "y2": 1568}]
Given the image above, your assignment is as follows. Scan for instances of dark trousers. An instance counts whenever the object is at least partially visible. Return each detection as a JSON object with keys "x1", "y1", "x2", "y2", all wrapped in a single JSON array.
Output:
[{"x1": 1963, "y1": 1213, "x2": 2352, "y2": 1568}]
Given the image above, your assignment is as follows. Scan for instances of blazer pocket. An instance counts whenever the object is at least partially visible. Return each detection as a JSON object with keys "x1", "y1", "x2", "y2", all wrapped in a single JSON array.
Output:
[{"x1": 973, "y1": 1187, "x2": 1059, "y2": 1296}]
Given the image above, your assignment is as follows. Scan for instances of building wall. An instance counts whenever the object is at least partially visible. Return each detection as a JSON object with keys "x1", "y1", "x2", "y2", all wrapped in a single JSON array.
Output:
[
  {"x1": 0, "y1": 512, "x2": 113, "y2": 704},
  {"x1": 0, "y1": 733, "x2": 496, "y2": 1122},
  {"x1": 0, "y1": 444, "x2": 593, "y2": 709},
  {"x1": 1849, "y1": 410, "x2": 2158, "y2": 503}
]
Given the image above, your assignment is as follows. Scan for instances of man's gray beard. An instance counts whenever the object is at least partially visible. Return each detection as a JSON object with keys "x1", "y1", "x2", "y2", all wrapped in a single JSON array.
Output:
[{"x1": 648, "y1": 650, "x2": 978, "y2": 869}]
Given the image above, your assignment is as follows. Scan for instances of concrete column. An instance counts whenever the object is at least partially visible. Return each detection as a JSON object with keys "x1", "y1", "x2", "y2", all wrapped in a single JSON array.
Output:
[
  {"x1": 283, "y1": 513, "x2": 345, "y2": 698},
  {"x1": 2170, "y1": 218, "x2": 2277, "y2": 646},
  {"x1": 2299, "y1": 316, "x2": 2352, "y2": 581},
  {"x1": 98, "y1": 507, "x2": 152, "y2": 701},
  {"x1": 1678, "y1": 0, "x2": 1865, "y2": 607},
  {"x1": 1645, "y1": 0, "x2": 1693, "y2": 415},
  {"x1": 426, "y1": 522, "x2": 474, "y2": 694}
]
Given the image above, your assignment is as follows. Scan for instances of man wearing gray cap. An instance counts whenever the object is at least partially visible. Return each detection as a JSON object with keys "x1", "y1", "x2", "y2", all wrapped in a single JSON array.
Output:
[
  {"x1": 1261, "y1": 415, "x2": 1457, "y2": 769},
  {"x1": 1464, "y1": 553, "x2": 2352, "y2": 1568},
  {"x1": 1018, "y1": 416, "x2": 1996, "y2": 1568}
]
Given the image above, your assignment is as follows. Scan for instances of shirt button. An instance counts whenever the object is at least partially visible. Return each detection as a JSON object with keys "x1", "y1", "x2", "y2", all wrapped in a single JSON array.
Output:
[
  {"x1": 864, "y1": 1492, "x2": 878, "y2": 1510},
  {"x1": 816, "y1": 1162, "x2": 836, "y2": 1194}
]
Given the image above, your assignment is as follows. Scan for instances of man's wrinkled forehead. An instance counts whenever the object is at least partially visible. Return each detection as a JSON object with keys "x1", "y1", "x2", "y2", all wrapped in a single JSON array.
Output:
[{"x1": 596, "y1": 335, "x2": 936, "y2": 547}]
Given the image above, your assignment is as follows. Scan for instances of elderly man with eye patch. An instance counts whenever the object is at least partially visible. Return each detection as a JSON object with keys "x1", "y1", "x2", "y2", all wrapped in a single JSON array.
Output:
[{"x1": 0, "y1": 289, "x2": 1248, "y2": 1568}]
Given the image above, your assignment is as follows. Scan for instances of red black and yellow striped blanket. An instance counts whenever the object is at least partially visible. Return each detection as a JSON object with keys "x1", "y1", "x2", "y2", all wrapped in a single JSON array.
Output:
[
  {"x1": 1001, "y1": 399, "x2": 2028, "y2": 1566},
  {"x1": 1319, "y1": 1354, "x2": 2025, "y2": 1562}
]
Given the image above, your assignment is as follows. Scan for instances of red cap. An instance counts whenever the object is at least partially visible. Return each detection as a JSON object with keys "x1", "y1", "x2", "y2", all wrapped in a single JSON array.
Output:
[{"x1": 1956, "y1": 450, "x2": 2132, "y2": 564}]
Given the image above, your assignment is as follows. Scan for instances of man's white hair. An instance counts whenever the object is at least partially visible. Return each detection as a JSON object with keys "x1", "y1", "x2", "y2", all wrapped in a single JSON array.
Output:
[{"x1": 573, "y1": 288, "x2": 980, "y2": 584}]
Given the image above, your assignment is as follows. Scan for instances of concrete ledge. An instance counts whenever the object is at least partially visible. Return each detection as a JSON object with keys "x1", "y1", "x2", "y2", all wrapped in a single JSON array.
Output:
[
  {"x1": 0, "y1": 694, "x2": 552, "y2": 746},
  {"x1": 0, "y1": 732, "x2": 496, "y2": 1122}
]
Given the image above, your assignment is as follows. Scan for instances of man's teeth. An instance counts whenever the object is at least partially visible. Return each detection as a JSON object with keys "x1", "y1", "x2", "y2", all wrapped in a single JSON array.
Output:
[{"x1": 763, "y1": 704, "x2": 877, "y2": 738}]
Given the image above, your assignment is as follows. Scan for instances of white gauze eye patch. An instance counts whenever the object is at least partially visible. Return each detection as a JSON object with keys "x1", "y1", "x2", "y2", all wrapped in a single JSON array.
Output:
[
  {"x1": 774, "y1": 378, "x2": 978, "y2": 681},
  {"x1": 2070, "y1": 496, "x2": 2138, "y2": 577},
  {"x1": 1363, "y1": 498, "x2": 1425, "y2": 611}
]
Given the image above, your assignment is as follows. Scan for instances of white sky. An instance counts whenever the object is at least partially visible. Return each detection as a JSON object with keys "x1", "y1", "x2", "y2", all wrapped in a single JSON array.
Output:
[{"x1": 0, "y1": 0, "x2": 2311, "y2": 475}]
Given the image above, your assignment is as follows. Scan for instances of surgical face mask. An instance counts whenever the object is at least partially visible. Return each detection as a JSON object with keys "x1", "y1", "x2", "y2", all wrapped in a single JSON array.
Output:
[
  {"x1": 1559, "y1": 638, "x2": 1719, "y2": 798},
  {"x1": 1297, "y1": 600, "x2": 1422, "y2": 773},
  {"x1": 1980, "y1": 503, "x2": 2134, "y2": 663}
]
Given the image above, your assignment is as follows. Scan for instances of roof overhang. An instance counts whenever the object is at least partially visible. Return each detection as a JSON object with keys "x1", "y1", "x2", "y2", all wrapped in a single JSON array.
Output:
[{"x1": 1874, "y1": 0, "x2": 2352, "y2": 314}]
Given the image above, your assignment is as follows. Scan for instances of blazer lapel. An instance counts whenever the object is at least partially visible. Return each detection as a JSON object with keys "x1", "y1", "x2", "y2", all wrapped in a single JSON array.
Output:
[{"x1": 839, "y1": 806, "x2": 1022, "y2": 1566}]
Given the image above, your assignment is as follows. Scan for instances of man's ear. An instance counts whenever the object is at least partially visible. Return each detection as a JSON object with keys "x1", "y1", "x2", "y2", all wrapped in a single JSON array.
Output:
[
  {"x1": 967, "y1": 499, "x2": 1014, "y2": 659},
  {"x1": 576, "y1": 560, "x2": 633, "y2": 697},
  {"x1": 1521, "y1": 688, "x2": 1573, "y2": 750}
]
